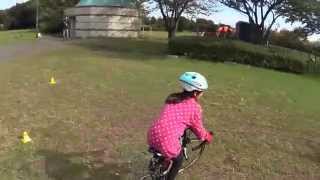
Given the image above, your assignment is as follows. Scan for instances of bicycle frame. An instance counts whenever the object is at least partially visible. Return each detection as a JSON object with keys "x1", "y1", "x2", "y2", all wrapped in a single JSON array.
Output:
[{"x1": 142, "y1": 129, "x2": 207, "y2": 179}]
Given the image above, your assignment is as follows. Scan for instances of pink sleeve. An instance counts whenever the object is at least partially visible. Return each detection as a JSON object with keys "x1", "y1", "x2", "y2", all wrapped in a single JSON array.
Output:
[{"x1": 189, "y1": 105, "x2": 209, "y2": 141}]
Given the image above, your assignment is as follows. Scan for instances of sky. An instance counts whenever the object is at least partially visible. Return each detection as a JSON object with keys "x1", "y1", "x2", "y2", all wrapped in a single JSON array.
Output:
[{"x1": 1, "y1": 0, "x2": 319, "y2": 41}]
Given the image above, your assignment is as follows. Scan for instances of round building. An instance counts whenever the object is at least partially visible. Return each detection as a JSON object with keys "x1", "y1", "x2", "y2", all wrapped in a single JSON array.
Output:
[{"x1": 65, "y1": 0, "x2": 140, "y2": 38}]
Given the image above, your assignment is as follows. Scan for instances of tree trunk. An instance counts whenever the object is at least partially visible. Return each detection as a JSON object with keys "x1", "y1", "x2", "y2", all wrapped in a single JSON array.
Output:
[
  {"x1": 263, "y1": 29, "x2": 271, "y2": 43},
  {"x1": 168, "y1": 21, "x2": 178, "y2": 39},
  {"x1": 262, "y1": 15, "x2": 280, "y2": 43},
  {"x1": 168, "y1": 28, "x2": 176, "y2": 39}
]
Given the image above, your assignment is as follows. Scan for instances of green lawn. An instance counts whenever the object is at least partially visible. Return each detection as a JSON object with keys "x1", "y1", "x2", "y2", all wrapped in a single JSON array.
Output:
[
  {"x1": 141, "y1": 30, "x2": 194, "y2": 39},
  {"x1": 0, "y1": 32, "x2": 319, "y2": 179},
  {"x1": 0, "y1": 29, "x2": 36, "y2": 45}
]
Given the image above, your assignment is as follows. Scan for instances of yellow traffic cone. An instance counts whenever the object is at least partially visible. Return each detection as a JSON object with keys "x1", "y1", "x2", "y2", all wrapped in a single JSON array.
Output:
[
  {"x1": 21, "y1": 131, "x2": 32, "y2": 144},
  {"x1": 49, "y1": 77, "x2": 57, "y2": 85}
]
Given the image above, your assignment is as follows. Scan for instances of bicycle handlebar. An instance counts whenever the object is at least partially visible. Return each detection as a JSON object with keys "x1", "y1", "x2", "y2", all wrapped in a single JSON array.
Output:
[{"x1": 191, "y1": 140, "x2": 207, "y2": 151}]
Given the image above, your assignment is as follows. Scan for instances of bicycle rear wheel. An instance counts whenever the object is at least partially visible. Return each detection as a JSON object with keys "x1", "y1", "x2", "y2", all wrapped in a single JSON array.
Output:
[
  {"x1": 141, "y1": 158, "x2": 170, "y2": 180},
  {"x1": 179, "y1": 130, "x2": 206, "y2": 173},
  {"x1": 140, "y1": 171, "x2": 167, "y2": 180}
]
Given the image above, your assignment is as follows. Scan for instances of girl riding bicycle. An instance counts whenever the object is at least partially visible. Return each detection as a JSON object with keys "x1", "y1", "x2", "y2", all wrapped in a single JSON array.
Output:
[{"x1": 147, "y1": 72, "x2": 213, "y2": 180}]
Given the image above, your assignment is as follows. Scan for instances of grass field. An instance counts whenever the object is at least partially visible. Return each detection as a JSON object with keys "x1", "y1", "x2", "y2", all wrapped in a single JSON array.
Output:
[
  {"x1": 141, "y1": 31, "x2": 194, "y2": 39},
  {"x1": 0, "y1": 29, "x2": 36, "y2": 45},
  {"x1": 0, "y1": 31, "x2": 319, "y2": 180}
]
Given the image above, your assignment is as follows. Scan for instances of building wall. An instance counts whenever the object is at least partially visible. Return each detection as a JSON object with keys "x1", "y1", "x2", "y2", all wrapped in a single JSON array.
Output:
[
  {"x1": 75, "y1": 30, "x2": 138, "y2": 38},
  {"x1": 65, "y1": 6, "x2": 140, "y2": 38}
]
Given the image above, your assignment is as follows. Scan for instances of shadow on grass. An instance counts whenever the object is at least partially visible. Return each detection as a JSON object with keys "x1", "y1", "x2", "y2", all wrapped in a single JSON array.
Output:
[
  {"x1": 72, "y1": 37, "x2": 169, "y2": 60},
  {"x1": 38, "y1": 149, "x2": 136, "y2": 180}
]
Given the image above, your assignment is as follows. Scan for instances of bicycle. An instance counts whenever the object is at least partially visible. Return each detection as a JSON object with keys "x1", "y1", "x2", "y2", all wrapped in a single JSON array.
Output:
[{"x1": 140, "y1": 129, "x2": 208, "y2": 180}]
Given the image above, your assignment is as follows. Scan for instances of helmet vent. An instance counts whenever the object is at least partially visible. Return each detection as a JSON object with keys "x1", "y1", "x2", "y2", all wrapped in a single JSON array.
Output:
[{"x1": 192, "y1": 76, "x2": 196, "y2": 79}]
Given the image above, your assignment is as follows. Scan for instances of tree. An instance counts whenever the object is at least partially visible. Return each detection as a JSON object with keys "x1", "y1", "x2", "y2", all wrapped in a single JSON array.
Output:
[
  {"x1": 196, "y1": 18, "x2": 217, "y2": 32},
  {"x1": 177, "y1": 16, "x2": 187, "y2": 32},
  {"x1": 219, "y1": 0, "x2": 320, "y2": 42},
  {"x1": 0, "y1": 11, "x2": 4, "y2": 22},
  {"x1": 218, "y1": 0, "x2": 289, "y2": 42},
  {"x1": 0, "y1": 10, "x2": 5, "y2": 25},
  {"x1": 270, "y1": 28, "x2": 310, "y2": 52},
  {"x1": 4, "y1": 1, "x2": 36, "y2": 29},
  {"x1": 281, "y1": 0, "x2": 320, "y2": 36},
  {"x1": 150, "y1": 16, "x2": 157, "y2": 24},
  {"x1": 151, "y1": 0, "x2": 216, "y2": 39},
  {"x1": 178, "y1": 16, "x2": 196, "y2": 31},
  {"x1": 0, "y1": 0, "x2": 78, "y2": 31},
  {"x1": 39, "y1": 0, "x2": 78, "y2": 33},
  {"x1": 312, "y1": 41, "x2": 320, "y2": 56}
]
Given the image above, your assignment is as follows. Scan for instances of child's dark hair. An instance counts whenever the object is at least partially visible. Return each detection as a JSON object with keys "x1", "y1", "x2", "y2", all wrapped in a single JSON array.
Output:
[{"x1": 165, "y1": 91, "x2": 200, "y2": 104}]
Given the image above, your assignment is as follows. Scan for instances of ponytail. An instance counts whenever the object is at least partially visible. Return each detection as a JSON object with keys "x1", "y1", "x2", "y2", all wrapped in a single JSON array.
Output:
[{"x1": 165, "y1": 91, "x2": 200, "y2": 104}]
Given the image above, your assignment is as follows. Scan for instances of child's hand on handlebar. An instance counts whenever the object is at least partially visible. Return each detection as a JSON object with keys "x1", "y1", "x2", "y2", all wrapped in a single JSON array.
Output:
[{"x1": 205, "y1": 131, "x2": 213, "y2": 143}]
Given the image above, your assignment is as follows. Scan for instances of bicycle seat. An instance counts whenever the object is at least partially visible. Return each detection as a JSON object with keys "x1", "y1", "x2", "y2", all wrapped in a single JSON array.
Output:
[{"x1": 148, "y1": 147, "x2": 164, "y2": 159}]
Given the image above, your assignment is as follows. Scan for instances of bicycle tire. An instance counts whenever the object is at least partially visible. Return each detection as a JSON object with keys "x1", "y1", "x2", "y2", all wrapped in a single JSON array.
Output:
[
  {"x1": 140, "y1": 175, "x2": 165, "y2": 180},
  {"x1": 179, "y1": 130, "x2": 206, "y2": 173},
  {"x1": 141, "y1": 157, "x2": 172, "y2": 180}
]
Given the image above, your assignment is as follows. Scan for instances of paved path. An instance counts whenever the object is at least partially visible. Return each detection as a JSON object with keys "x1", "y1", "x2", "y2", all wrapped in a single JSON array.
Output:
[{"x1": 0, "y1": 36, "x2": 68, "y2": 62}]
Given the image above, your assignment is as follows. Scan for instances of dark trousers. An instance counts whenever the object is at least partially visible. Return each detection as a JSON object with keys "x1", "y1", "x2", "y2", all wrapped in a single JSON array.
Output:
[{"x1": 166, "y1": 151, "x2": 184, "y2": 180}]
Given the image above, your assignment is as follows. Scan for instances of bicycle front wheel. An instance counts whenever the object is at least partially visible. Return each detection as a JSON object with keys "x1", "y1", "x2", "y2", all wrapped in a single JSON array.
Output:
[{"x1": 179, "y1": 130, "x2": 206, "y2": 173}]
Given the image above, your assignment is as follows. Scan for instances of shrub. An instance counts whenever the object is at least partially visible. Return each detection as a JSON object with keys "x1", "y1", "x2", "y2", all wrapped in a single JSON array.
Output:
[
  {"x1": 270, "y1": 29, "x2": 310, "y2": 53},
  {"x1": 169, "y1": 36, "x2": 320, "y2": 74}
]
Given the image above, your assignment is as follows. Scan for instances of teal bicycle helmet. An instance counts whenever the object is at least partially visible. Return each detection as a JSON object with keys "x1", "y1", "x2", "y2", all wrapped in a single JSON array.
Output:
[{"x1": 179, "y1": 72, "x2": 208, "y2": 92}]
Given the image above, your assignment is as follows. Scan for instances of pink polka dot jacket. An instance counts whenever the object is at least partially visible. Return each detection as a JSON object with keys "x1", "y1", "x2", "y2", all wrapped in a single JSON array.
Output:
[{"x1": 147, "y1": 97, "x2": 211, "y2": 159}]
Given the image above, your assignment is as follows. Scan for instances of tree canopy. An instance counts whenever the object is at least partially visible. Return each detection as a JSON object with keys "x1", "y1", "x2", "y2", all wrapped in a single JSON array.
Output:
[
  {"x1": 3, "y1": 1, "x2": 36, "y2": 29},
  {"x1": 151, "y1": 0, "x2": 216, "y2": 38},
  {"x1": 281, "y1": 0, "x2": 320, "y2": 36},
  {"x1": 0, "y1": 10, "x2": 5, "y2": 25},
  {"x1": 0, "y1": 0, "x2": 79, "y2": 32}
]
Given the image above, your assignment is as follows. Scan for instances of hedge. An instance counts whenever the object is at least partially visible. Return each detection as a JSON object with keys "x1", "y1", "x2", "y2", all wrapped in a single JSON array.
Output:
[{"x1": 169, "y1": 36, "x2": 320, "y2": 74}]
